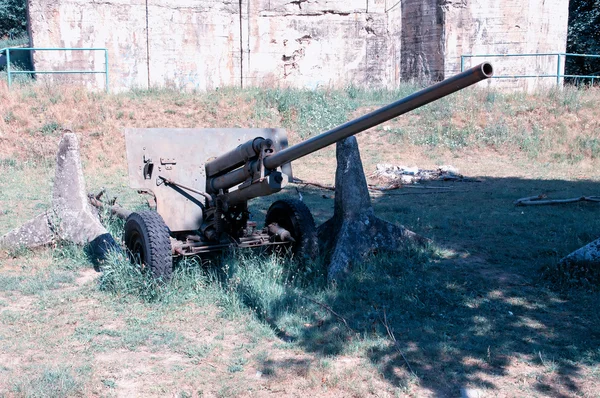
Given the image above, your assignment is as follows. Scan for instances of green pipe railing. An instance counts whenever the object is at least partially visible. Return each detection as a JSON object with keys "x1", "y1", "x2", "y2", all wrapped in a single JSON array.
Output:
[
  {"x1": 1, "y1": 47, "x2": 109, "y2": 92},
  {"x1": 460, "y1": 53, "x2": 600, "y2": 86}
]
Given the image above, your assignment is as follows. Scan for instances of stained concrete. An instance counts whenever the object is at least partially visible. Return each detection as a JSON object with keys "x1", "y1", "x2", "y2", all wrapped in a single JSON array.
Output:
[
  {"x1": 442, "y1": 0, "x2": 569, "y2": 91},
  {"x1": 27, "y1": 0, "x2": 568, "y2": 91},
  {"x1": 317, "y1": 137, "x2": 427, "y2": 282},
  {"x1": 0, "y1": 133, "x2": 118, "y2": 261}
]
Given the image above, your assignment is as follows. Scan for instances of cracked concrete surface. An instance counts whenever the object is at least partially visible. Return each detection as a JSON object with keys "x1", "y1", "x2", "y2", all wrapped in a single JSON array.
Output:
[{"x1": 27, "y1": 0, "x2": 567, "y2": 91}]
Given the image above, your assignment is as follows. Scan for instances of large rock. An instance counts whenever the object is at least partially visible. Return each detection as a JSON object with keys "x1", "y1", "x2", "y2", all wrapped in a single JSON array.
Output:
[
  {"x1": 559, "y1": 238, "x2": 600, "y2": 266},
  {"x1": 556, "y1": 237, "x2": 600, "y2": 283},
  {"x1": 317, "y1": 137, "x2": 428, "y2": 282}
]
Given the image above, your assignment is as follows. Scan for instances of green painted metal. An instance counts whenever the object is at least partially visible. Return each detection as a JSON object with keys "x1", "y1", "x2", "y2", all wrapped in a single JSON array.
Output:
[
  {"x1": 556, "y1": 53, "x2": 561, "y2": 86},
  {"x1": 5, "y1": 48, "x2": 11, "y2": 88},
  {"x1": 460, "y1": 53, "x2": 600, "y2": 85},
  {"x1": 1, "y1": 47, "x2": 109, "y2": 92}
]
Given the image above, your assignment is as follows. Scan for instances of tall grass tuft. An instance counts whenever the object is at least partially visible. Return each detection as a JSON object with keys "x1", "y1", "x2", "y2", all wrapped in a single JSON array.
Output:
[
  {"x1": 98, "y1": 252, "x2": 210, "y2": 304},
  {"x1": 216, "y1": 252, "x2": 321, "y2": 321},
  {"x1": 255, "y1": 89, "x2": 358, "y2": 139},
  {"x1": 253, "y1": 84, "x2": 426, "y2": 139},
  {"x1": 98, "y1": 251, "x2": 170, "y2": 302},
  {"x1": 0, "y1": 65, "x2": 35, "y2": 86}
]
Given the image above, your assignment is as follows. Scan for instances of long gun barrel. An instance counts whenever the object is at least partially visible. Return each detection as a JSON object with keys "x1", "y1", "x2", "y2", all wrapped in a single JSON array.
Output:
[
  {"x1": 206, "y1": 63, "x2": 493, "y2": 204},
  {"x1": 263, "y1": 62, "x2": 493, "y2": 170}
]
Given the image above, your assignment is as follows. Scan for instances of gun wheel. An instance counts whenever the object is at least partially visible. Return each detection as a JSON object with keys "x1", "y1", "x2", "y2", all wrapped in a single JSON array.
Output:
[
  {"x1": 124, "y1": 211, "x2": 173, "y2": 281},
  {"x1": 265, "y1": 199, "x2": 318, "y2": 261}
]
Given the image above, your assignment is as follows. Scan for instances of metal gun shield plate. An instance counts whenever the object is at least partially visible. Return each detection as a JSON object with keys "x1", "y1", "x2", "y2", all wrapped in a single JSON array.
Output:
[{"x1": 125, "y1": 128, "x2": 291, "y2": 232}]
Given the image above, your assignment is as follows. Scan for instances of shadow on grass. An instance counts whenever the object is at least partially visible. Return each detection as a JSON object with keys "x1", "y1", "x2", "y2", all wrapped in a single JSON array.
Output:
[{"x1": 249, "y1": 176, "x2": 600, "y2": 397}]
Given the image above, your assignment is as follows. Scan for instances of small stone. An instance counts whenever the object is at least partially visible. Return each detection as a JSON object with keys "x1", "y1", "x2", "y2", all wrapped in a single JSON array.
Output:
[
  {"x1": 439, "y1": 165, "x2": 459, "y2": 175},
  {"x1": 460, "y1": 388, "x2": 484, "y2": 398},
  {"x1": 402, "y1": 166, "x2": 419, "y2": 175}
]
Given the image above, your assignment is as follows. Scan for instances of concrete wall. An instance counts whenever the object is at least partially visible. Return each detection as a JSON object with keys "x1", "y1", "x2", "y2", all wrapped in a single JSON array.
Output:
[
  {"x1": 28, "y1": 0, "x2": 402, "y2": 91},
  {"x1": 27, "y1": 0, "x2": 568, "y2": 91},
  {"x1": 28, "y1": 0, "x2": 148, "y2": 89},
  {"x1": 146, "y1": 0, "x2": 241, "y2": 90},
  {"x1": 401, "y1": 0, "x2": 444, "y2": 82},
  {"x1": 244, "y1": 0, "x2": 401, "y2": 89},
  {"x1": 442, "y1": 0, "x2": 569, "y2": 90}
]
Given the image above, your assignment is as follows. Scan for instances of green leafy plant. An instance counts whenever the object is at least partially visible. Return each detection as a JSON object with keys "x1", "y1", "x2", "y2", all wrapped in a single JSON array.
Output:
[
  {"x1": 0, "y1": 0, "x2": 27, "y2": 38},
  {"x1": 566, "y1": 0, "x2": 600, "y2": 82}
]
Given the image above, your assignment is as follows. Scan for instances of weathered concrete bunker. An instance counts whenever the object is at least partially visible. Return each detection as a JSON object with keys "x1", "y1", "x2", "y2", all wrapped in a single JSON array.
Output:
[{"x1": 27, "y1": 0, "x2": 568, "y2": 91}]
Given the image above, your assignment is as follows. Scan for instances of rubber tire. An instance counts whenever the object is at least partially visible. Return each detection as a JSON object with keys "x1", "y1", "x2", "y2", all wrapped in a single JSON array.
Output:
[
  {"x1": 124, "y1": 211, "x2": 173, "y2": 280},
  {"x1": 265, "y1": 199, "x2": 317, "y2": 260}
]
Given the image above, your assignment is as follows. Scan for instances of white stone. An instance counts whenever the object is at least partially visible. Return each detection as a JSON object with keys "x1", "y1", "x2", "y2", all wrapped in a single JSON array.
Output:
[{"x1": 460, "y1": 388, "x2": 485, "y2": 398}]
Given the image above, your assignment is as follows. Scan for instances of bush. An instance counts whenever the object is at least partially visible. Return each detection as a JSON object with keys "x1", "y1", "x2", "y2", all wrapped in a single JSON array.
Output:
[{"x1": 0, "y1": 0, "x2": 27, "y2": 38}]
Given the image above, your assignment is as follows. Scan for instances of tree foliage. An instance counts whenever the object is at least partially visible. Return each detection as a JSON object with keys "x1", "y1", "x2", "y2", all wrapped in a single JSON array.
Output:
[
  {"x1": 566, "y1": 0, "x2": 600, "y2": 80},
  {"x1": 0, "y1": 0, "x2": 27, "y2": 38}
]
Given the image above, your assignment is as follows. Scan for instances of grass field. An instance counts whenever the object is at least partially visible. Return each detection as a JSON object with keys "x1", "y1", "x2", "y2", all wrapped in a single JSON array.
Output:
[{"x1": 0, "y1": 81, "x2": 599, "y2": 397}]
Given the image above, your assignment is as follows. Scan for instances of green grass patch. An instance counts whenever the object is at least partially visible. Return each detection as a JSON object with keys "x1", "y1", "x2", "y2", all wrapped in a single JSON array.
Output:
[
  {"x1": 0, "y1": 34, "x2": 29, "y2": 49},
  {"x1": 180, "y1": 343, "x2": 215, "y2": 362},
  {"x1": 1, "y1": 82, "x2": 599, "y2": 395},
  {"x1": 250, "y1": 84, "x2": 421, "y2": 139},
  {"x1": 39, "y1": 121, "x2": 62, "y2": 136},
  {"x1": 0, "y1": 65, "x2": 34, "y2": 86},
  {"x1": 11, "y1": 365, "x2": 89, "y2": 398},
  {"x1": 98, "y1": 252, "x2": 211, "y2": 303},
  {"x1": 576, "y1": 136, "x2": 600, "y2": 159},
  {"x1": 0, "y1": 270, "x2": 74, "y2": 295},
  {"x1": 53, "y1": 242, "x2": 95, "y2": 270},
  {"x1": 0, "y1": 157, "x2": 21, "y2": 169}
]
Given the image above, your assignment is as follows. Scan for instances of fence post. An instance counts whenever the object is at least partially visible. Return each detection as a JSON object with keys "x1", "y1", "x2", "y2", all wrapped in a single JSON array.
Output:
[
  {"x1": 460, "y1": 56, "x2": 464, "y2": 72},
  {"x1": 104, "y1": 49, "x2": 109, "y2": 93},
  {"x1": 556, "y1": 54, "x2": 561, "y2": 86},
  {"x1": 6, "y1": 49, "x2": 11, "y2": 89}
]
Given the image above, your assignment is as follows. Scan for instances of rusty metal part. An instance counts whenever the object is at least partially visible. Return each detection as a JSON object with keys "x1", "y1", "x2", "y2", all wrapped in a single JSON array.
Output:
[
  {"x1": 208, "y1": 160, "x2": 258, "y2": 193},
  {"x1": 137, "y1": 189, "x2": 157, "y2": 209},
  {"x1": 88, "y1": 194, "x2": 132, "y2": 220},
  {"x1": 267, "y1": 222, "x2": 296, "y2": 243},
  {"x1": 205, "y1": 137, "x2": 268, "y2": 177},
  {"x1": 171, "y1": 233, "x2": 287, "y2": 256},
  {"x1": 95, "y1": 189, "x2": 106, "y2": 200},
  {"x1": 207, "y1": 139, "x2": 276, "y2": 193},
  {"x1": 224, "y1": 172, "x2": 288, "y2": 206}
]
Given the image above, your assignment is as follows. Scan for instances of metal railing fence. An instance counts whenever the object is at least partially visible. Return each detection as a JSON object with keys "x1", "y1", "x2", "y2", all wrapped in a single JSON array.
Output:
[
  {"x1": 1, "y1": 47, "x2": 109, "y2": 92},
  {"x1": 460, "y1": 53, "x2": 600, "y2": 86}
]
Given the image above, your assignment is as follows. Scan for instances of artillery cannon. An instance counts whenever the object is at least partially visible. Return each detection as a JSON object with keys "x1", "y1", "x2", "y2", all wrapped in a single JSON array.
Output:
[{"x1": 123, "y1": 63, "x2": 493, "y2": 279}]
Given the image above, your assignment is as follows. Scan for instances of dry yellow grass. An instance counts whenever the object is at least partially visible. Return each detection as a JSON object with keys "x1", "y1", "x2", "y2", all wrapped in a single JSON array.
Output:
[
  {"x1": 1, "y1": 81, "x2": 600, "y2": 397},
  {"x1": 1, "y1": 82, "x2": 599, "y2": 174}
]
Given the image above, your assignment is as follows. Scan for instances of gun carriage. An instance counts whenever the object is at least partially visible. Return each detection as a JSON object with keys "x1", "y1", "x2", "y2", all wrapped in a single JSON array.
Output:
[{"x1": 123, "y1": 63, "x2": 494, "y2": 279}]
